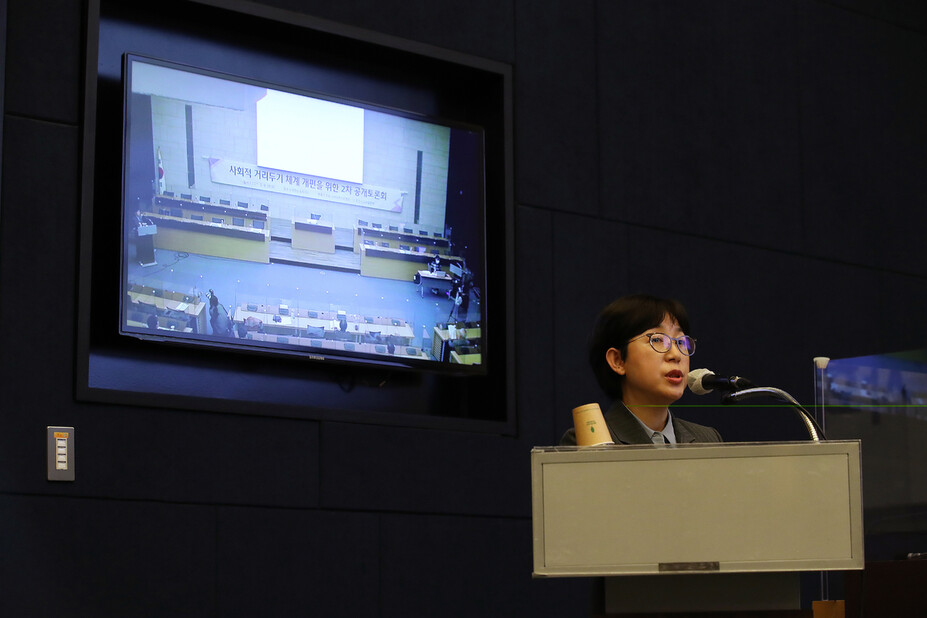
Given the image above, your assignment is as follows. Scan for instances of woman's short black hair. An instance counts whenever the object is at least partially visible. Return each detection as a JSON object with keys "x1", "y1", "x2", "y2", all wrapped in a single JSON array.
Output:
[{"x1": 588, "y1": 294, "x2": 691, "y2": 400}]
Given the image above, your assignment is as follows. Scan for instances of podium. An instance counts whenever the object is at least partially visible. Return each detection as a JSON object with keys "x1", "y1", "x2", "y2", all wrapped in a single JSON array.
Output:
[
  {"x1": 136, "y1": 223, "x2": 157, "y2": 266},
  {"x1": 531, "y1": 441, "x2": 863, "y2": 614}
]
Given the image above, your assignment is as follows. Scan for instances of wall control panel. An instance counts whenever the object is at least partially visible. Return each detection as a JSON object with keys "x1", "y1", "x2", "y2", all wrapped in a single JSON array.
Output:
[{"x1": 47, "y1": 426, "x2": 75, "y2": 481}]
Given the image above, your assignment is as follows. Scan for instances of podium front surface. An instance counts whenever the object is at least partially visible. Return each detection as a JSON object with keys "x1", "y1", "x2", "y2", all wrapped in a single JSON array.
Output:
[
  {"x1": 532, "y1": 441, "x2": 863, "y2": 578},
  {"x1": 136, "y1": 224, "x2": 157, "y2": 266}
]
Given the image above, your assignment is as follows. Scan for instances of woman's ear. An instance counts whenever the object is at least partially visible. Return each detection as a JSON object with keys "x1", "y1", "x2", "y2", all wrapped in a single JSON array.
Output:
[{"x1": 605, "y1": 347, "x2": 626, "y2": 375}]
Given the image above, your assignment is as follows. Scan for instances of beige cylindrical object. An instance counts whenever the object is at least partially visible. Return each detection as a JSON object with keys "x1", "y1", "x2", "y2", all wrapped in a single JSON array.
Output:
[{"x1": 572, "y1": 403, "x2": 614, "y2": 446}]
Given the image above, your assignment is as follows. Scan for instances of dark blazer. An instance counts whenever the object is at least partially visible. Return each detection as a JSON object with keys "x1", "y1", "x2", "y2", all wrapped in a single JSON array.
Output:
[{"x1": 560, "y1": 400, "x2": 722, "y2": 446}]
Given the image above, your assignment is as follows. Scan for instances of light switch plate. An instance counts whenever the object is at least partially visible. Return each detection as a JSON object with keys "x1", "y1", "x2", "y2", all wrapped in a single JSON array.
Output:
[{"x1": 47, "y1": 426, "x2": 75, "y2": 481}]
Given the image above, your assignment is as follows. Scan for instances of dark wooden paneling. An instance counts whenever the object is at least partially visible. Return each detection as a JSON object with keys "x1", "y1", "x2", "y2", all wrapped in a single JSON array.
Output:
[{"x1": 846, "y1": 561, "x2": 927, "y2": 617}]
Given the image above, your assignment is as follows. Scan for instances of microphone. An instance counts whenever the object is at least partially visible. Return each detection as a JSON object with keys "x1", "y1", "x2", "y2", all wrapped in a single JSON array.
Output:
[{"x1": 687, "y1": 368, "x2": 755, "y2": 395}]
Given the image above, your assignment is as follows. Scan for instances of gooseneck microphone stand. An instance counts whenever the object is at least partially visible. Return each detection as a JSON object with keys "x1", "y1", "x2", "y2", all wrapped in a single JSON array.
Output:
[{"x1": 721, "y1": 387, "x2": 826, "y2": 442}]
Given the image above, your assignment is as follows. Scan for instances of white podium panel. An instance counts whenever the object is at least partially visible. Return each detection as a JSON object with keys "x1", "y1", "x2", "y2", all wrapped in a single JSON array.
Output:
[{"x1": 532, "y1": 441, "x2": 863, "y2": 577}]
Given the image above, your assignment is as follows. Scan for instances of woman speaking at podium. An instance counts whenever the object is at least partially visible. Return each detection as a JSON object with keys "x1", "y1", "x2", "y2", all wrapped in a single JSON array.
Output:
[{"x1": 560, "y1": 294, "x2": 721, "y2": 446}]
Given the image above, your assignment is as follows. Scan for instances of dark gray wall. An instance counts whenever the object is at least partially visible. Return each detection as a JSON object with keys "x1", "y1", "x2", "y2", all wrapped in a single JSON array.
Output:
[{"x1": 2, "y1": 0, "x2": 927, "y2": 615}]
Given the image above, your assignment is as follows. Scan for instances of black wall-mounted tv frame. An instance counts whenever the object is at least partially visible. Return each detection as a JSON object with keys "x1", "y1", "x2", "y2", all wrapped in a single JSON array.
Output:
[{"x1": 76, "y1": 0, "x2": 515, "y2": 434}]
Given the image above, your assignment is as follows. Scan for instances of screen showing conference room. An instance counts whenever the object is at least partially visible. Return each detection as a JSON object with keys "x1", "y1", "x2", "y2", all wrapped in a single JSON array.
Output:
[
  {"x1": 121, "y1": 55, "x2": 486, "y2": 372},
  {"x1": 821, "y1": 349, "x2": 927, "y2": 557}
]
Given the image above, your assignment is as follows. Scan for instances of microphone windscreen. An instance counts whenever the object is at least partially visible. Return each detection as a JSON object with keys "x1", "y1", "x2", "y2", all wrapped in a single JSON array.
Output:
[{"x1": 687, "y1": 368, "x2": 715, "y2": 395}]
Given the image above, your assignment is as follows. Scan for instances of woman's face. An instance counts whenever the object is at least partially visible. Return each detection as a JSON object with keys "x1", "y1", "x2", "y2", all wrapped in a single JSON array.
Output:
[{"x1": 609, "y1": 315, "x2": 690, "y2": 408}]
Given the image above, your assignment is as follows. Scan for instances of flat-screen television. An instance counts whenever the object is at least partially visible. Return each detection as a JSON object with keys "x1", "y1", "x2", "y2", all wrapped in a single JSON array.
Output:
[
  {"x1": 120, "y1": 53, "x2": 487, "y2": 375},
  {"x1": 79, "y1": 0, "x2": 513, "y2": 430}
]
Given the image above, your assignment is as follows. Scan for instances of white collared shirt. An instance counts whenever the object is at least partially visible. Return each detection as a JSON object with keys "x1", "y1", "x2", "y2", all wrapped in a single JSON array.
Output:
[{"x1": 629, "y1": 408, "x2": 677, "y2": 444}]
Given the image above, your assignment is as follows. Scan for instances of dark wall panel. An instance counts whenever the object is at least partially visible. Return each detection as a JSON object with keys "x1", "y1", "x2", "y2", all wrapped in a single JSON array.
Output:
[
  {"x1": 550, "y1": 213, "x2": 630, "y2": 430},
  {"x1": 799, "y1": 1, "x2": 927, "y2": 275},
  {"x1": 252, "y1": 0, "x2": 516, "y2": 63},
  {"x1": 379, "y1": 513, "x2": 587, "y2": 618},
  {"x1": 598, "y1": 0, "x2": 803, "y2": 253},
  {"x1": 216, "y1": 506, "x2": 379, "y2": 617},
  {"x1": 0, "y1": 495, "x2": 215, "y2": 616},
  {"x1": 319, "y1": 421, "x2": 531, "y2": 517},
  {"x1": 514, "y1": 0, "x2": 599, "y2": 213},
  {"x1": 823, "y1": 0, "x2": 927, "y2": 31},
  {"x1": 74, "y1": 407, "x2": 321, "y2": 507},
  {"x1": 515, "y1": 205, "x2": 559, "y2": 443},
  {"x1": 0, "y1": 404, "x2": 321, "y2": 507},
  {"x1": 4, "y1": 0, "x2": 82, "y2": 122},
  {"x1": 0, "y1": 115, "x2": 80, "y2": 493}
]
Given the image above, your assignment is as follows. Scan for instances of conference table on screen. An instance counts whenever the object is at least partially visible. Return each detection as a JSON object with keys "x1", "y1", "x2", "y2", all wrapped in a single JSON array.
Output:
[
  {"x1": 432, "y1": 325, "x2": 481, "y2": 364},
  {"x1": 416, "y1": 269, "x2": 455, "y2": 297},
  {"x1": 232, "y1": 306, "x2": 415, "y2": 344},
  {"x1": 146, "y1": 212, "x2": 270, "y2": 263},
  {"x1": 360, "y1": 245, "x2": 465, "y2": 282},
  {"x1": 352, "y1": 220, "x2": 462, "y2": 282},
  {"x1": 125, "y1": 317, "x2": 194, "y2": 333},
  {"x1": 153, "y1": 194, "x2": 269, "y2": 224},
  {"x1": 449, "y1": 350, "x2": 481, "y2": 365},
  {"x1": 352, "y1": 220, "x2": 451, "y2": 255},
  {"x1": 148, "y1": 195, "x2": 271, "y2": 263},
  {"x1": 291, "y1": 219, "x2": 336, "y2": 253},
  {"x1": 127, "y1": 288, "x2": 207, "y2": 334}
]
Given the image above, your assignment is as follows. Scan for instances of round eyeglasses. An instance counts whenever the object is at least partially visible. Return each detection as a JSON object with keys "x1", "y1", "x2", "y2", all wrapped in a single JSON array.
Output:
[{"x1": 626, "y1": 332, "x2": 696, "y2": 356}]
